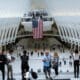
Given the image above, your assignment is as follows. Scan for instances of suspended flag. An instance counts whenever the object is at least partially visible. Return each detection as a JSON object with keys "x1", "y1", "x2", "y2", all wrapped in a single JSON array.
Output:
[{"x1": 32, "y1": 17, "x2": 43, "y2": 39}]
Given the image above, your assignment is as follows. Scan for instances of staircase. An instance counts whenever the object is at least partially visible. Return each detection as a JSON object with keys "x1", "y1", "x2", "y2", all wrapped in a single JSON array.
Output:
[{"x1": 54, "y1": 35, "x2": 71, "y2": 48}]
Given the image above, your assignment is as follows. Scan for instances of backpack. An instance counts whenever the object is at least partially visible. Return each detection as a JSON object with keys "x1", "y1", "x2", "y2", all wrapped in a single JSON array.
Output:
[
  {"x1": 31, "y1": 71, "x2": 38, "y2": 79},
  {"x1": 31, "y1": 69, "x2": 38, "y2": 79}
]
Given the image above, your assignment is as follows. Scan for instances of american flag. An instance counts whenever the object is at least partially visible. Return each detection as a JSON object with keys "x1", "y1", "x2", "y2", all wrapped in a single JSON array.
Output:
[{"x1": 32, "y1": 18, "x2": 43, "y2": 39}]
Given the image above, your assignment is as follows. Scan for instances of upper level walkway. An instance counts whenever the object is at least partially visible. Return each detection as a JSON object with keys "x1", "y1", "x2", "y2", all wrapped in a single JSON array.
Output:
[{"x1": 17, "y1": 34, "x2": 59, "y2": 39}]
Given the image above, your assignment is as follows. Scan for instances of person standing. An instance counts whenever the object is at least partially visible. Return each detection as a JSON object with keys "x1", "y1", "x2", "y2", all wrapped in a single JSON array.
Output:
[
  {"x1": 42, "y1": 51, "x2": 51, "y2": 79},
  {"x1": 73, "y1": 49, "x2": 80, "y2": 78},
  {"x1": 52, "y1": 52, "x2": 59, "y2": 75},
  {"x1": 0, "y1": 50, "x2": 7, "y2": 80},
  {"x1": 31, "y1": 51, "x2": 33, "y2": 56},
  {"x1": 6, "y1": 50, "x2": 15, "y2": 80},
  {"x1": 20, "y1": 50, "x2": 29, "y2": 80}
]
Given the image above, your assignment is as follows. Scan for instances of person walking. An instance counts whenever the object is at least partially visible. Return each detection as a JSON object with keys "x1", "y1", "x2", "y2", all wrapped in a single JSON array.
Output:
[
  {"x1": 20, "y1": 50, "x2": 29, "y2": 80},
  {"x1": 42, "y1": 51, "x2": 51, "y2": 79},
  {"x1": 0, "y1": 50, "x2": 7, "y2": 80},
  {"x1": 73, "y1": 49, "x2": 80, "y2": 78},
  {"x1": 52, "y1": 52, "x2": 59, "y2": 75}
]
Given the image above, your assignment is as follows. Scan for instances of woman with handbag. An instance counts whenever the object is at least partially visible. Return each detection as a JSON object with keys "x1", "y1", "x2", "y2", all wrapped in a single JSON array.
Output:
[{"x1": 52, "y1": 52, "x2": 59, "y2": 75}]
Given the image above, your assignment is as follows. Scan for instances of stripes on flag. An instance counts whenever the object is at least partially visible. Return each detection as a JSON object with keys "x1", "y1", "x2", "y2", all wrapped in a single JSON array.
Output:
[{"x1": 32, "y1": 18, "x2": 43, "y2": 39}]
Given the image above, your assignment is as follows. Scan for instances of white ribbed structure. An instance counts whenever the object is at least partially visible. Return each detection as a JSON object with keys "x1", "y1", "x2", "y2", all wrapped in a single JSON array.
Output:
[
  {"x1": 55, "y1": 17, "x2": 80, "y2": 49},
  {"x1": 0, "y1": 18, "x2": 21, "y2": 46}
]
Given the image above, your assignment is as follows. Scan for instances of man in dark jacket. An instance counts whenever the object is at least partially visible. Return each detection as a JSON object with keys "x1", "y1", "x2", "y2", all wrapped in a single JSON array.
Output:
[
  {"x1": 0, "y1": 50, "x2": 7, "y2": 80},
  {"x1": 20, "y1": 50, "x2": 29, "y2": 80}
]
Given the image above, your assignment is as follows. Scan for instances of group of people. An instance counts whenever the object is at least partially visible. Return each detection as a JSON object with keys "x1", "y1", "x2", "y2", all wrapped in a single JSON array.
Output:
[
  {"x1": 43, "y1": 51, "x2": 59, "y2": 79},
  {"x1": 0, "y1": 49, "x2": 15, "y2": 80},
  {"x1": 0, "y1": 48, "x2": 80, "y2": 80},
  {"x1": 0, "y1": 49, "x2": 38, "y2": 80},
  {"x1": 0, "y1": 49, "x2": 29, "y2": 80},
  {"x1": 43, "y1": 49, "x2": 80, "y2": 79}
]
